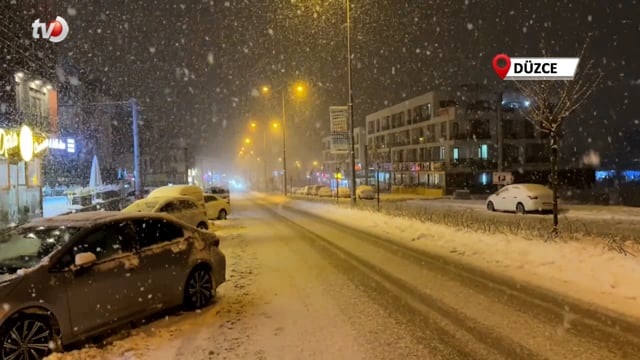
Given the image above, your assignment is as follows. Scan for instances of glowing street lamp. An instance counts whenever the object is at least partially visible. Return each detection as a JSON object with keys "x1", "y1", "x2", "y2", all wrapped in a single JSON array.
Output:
[
  {"x1": 244, "y1": 137, "x2": 251, "y2": 144},
  {"x1": 258, "y1": 81, "x2": 309, "y2": 196}
]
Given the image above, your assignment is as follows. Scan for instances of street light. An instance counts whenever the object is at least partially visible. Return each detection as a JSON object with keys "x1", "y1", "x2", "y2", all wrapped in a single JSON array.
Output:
[
  {"x1": 346, "y1": 0, "x2": 357, "y2": 204},
  {"x1": 249, "y1": 120, "x2": 269, "y2": 192},
  {"x1": 259, "y1": 82, "x2": 307, "y2": 196}
]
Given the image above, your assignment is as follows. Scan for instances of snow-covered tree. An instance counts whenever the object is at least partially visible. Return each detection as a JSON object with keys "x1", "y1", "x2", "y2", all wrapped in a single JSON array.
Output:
[{"x1": 516, "y1": 41, "x2": 602, "y2": 234}]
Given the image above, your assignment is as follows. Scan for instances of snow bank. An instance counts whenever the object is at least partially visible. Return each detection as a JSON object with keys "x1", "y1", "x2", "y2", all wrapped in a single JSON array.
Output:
[{"x1": 284, "y1": 199, "x2": 640, "y2": 320}]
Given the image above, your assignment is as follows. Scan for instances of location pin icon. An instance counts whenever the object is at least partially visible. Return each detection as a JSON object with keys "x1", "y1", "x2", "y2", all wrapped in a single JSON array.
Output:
[{"x1": 492, "y1": 54, "x2": 511, "y2": 80}]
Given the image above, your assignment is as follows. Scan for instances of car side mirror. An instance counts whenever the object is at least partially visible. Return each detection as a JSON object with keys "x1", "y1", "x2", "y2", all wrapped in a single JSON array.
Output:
[{"x1": 74, "y1": 252, "x2": 97, "y2": 268}]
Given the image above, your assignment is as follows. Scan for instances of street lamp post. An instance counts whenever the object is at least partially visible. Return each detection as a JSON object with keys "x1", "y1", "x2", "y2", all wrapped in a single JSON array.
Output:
[
  {"x1": 130, "y1": 98, "x2": 142, "y2": 199},
  {"x1": 262, "y1": 125, "x2": 268, "y2": 192},
  {"x1": 260, "y1": 82, "x2": 306, "y2": 196},
  {"x1": 346, "y1": 0, "x2": 357, "y2": 205},
  {"x1": 281, "y1": 89, "x2": 288, "y2": 196}
]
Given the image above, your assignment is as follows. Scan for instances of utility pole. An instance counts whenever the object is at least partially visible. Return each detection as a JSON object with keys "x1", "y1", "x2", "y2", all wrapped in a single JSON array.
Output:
[
  {"x1": 347, "y1": 0, "x2": 357, "y2": 205},
  {"x1": 130, "y1": 98, "x2": 142, "y2": 200},
  {"x1": 364, "y1": 144, "x2": 369, "y2": 186},
  {"x1": 282, "y1": 89, "x2": 288, "y2": 196},
  {"x1": 497, "y1": 91, "x2": 504, "y2": 172},
  {"x1": 184, "y1": 147, "x2": 189, "y2": 184},
  {"x1": 263, "y1": 125, "x2": 268, "y2": 192},
  {"x1": 376, "y1": 162, "x2": 380, "y2": 211}
]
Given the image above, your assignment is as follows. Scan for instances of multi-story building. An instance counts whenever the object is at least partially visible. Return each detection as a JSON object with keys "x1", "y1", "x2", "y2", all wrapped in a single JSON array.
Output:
[
  {"x1": 139, "y1": 140, "x2": 192, "y2": 187},
  {"x1": 320, "y1": 126, "x2": 366, "y2": 188},
  {"x1": 51, "y1": 60, "x2": 130, "y2": 186},
  {"x1": 365, "y1": 90, "x2": 549, "y2": 194},
  {"x1": 0, "y1": 1, "x2": 58, "y2": 223}
]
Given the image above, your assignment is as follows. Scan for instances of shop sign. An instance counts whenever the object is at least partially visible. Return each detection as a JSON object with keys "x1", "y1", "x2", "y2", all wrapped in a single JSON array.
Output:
[
  {"x1": 47, "y1": 138, "x2": 75, "y2": 153},
  {"x1": 0, "y1": 125, "x2": 49, "y2": 161}
]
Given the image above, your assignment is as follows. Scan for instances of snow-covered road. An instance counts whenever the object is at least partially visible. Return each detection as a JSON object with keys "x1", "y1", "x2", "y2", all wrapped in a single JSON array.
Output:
[{"x1": 46, "y1": 194, "x2": 640, "y2": 359}]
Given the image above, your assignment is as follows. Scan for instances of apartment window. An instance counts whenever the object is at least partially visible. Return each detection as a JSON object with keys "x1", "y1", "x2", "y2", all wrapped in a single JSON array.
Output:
[
  {"x1": 478, "y1": 144, "x2": 489, "y2": 160},
  {"x1": 368, "y1": 120, "x2": 375, "y2": 134},
  {"x1": 375, "y1": 119, "x2": 380, "y2": 132},
  {"x1": 440, "y1": 122, "x2": 447, "y2": 140},
  {"x1": 421, "y1": 103, "x2": 432, "y2": 121},
  {"x1": 439, "y1": 146, "x2": 446, "y2": 161},
  {"x1": 452, "y1": 147, "x2": 459, "y2": 162},
  {"x1": 407, "y1": 109, "x2": 412, "y2": 125},
  {"x1": 451, "y1": 122, "x2": 459, "y2": 138},
  {"x1": 413, "y1": 106, "x2": 422, "y2": 122}
]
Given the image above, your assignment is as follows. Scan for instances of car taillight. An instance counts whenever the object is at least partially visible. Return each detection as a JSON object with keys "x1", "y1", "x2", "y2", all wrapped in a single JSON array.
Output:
[{"x1": 528, "y1": 195, "x2": 538, "y2": 199}]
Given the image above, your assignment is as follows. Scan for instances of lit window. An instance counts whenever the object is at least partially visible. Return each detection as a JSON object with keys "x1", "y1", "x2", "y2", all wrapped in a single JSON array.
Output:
[
  {"x1": 67, "y1": 139, "x2": 75, "y2": 153},
  {"x1": 478, "y1": 144, "x2": 488, "y2": 160},
  {"x1": 439, "y1": 146, "x2": 446, "y2": 160},
  {"x1": 452, "y1": 147, "x2": 459, "y2": 161}
]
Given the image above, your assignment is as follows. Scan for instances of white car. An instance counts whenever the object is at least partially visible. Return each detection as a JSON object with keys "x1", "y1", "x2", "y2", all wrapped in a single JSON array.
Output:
[
  {"x1": 333, "y1": 187, "x2": 351, "y2": 198},
  {"x1": 122, "y1": 195, "x2": 209, "y2": 229},
  {"x1": 486, "y1": 183, "x2": 554, "y2": 214},
  {"x1": 204, "y1": 194, "x2": 231, "y2": 220},
  {"x1": 356, "y1": 185, "x2": 376, "y2": 200}
]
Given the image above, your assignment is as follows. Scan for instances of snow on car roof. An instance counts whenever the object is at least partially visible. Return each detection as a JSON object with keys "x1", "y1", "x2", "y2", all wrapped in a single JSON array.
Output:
[{"x1": 25, "y1": 211, "x2": 182, "y2": 228}]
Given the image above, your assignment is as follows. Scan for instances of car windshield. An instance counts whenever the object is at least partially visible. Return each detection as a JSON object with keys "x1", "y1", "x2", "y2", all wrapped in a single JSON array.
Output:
[{"x1": 0, "y1": 226, "x2": 81, "y2": 274}]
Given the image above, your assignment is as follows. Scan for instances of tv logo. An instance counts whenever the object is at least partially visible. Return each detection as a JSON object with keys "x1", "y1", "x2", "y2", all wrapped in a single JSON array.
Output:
[{"x1": 32, "y1": 16, "x2": 69, "y2": 43}]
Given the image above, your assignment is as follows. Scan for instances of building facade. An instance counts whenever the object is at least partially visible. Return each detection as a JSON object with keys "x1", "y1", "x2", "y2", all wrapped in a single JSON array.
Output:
[
  {"x1": 365, "y1": 90, "x2": 549, "y2": 194},
  {"x1": 0, "y1": 1, "x2": 58, "y2": 224},
  {"x1": 49, "y1": 59, "x2": 130, "y2": 187}
]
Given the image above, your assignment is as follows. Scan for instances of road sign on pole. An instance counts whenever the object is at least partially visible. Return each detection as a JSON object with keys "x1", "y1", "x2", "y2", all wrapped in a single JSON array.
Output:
[{"x1": 330, "y1": 106, "x2": 349, "y2": 154}]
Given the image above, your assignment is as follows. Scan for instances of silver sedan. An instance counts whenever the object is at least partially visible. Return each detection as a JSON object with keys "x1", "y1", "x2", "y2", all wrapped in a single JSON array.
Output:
[{"x1": 0, "y1": 211, "x2": 226, "y2": 359}]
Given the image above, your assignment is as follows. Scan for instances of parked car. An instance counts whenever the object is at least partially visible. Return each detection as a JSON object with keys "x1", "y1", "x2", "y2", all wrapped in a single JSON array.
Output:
[
  {"x1": 0, "y1": 211, "x2": 225, "y2": 359},
  {"x1": 204, "y1": 194, "x2": 230, "y2": 220},
  {"x1": 122, "y1": 195, "x2": 209, "y2": 229},
  {"x1": 206, "y1": 186, "x2": 230, "y2": 201},
  {"x1": 356, "y1": 185, "x2": 376, "y2": 200},
  {"x1": 148, "y1": 185, "x2": 206, "y2": 212},
  {"x1": 333, "y1": 187, "x2": 351, "y2": 198},
  {"x1": 486, "y1": 183, "x2": 553, "y2": 214},
  {"x1": 307, "y1": 185, "x2": 323, "y2": 196},
  {"x1": 317, "y1": 186, "x2": 332, "y2": 197}
]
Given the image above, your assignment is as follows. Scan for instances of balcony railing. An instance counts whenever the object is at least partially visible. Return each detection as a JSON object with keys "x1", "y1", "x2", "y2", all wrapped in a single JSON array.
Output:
[
  {"x1": 449, "y1": 158, "x2": 497, "y2": 170},
  {"x1": 452, "y1": 131, "x2": 491, "y2": 140}
]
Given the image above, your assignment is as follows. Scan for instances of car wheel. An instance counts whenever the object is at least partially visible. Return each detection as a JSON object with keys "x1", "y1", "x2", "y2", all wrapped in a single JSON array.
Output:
[
  {"x1": 217, "y1": 209, "x2": 227, "y2": 220},
  {"x1": 197, "y1": 222, "x2": 209, "y2": 230},
  {"x1": 516, "y1": 202, "x2": 526, "y2": 214},
  {"x1": 184, "y1": 266, "x2": 215, "y2": 310},
  {"x1": 1, "y1": 314, "x2": 56, "y2": 359},
  {"x1": 487, "y1": 201, "x2": 495, "y2": 212}
]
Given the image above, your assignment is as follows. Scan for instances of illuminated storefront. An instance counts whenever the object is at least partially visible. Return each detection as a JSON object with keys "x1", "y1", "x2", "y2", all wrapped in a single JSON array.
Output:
[{"x1": 0, "y1": 125, "x2": 49, "y2": 225}]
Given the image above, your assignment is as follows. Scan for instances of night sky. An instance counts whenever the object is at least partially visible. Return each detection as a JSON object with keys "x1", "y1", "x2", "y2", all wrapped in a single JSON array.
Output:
[{"x1": 55, "y1": 0, "x2": 640, "y2": 169}]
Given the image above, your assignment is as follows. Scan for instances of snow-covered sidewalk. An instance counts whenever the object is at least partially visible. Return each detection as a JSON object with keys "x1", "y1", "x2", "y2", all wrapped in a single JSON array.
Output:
[{"x1": 278, "y1": 197, "x2": 640, "y2": 321}]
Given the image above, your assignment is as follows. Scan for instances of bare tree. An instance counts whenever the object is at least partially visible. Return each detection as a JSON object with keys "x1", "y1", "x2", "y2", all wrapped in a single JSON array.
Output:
[{"x1": 516, "y1": 41, "x2": 602, "y2": 235}]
